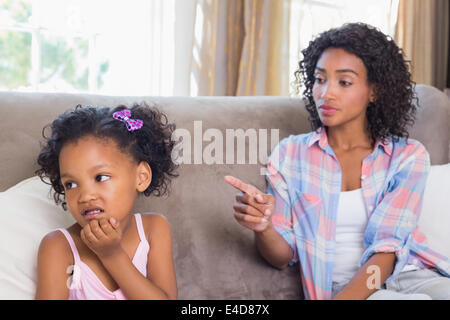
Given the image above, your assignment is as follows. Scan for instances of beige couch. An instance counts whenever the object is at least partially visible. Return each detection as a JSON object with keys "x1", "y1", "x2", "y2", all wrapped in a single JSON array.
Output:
[{"x1": 0, "y1": 84, "x2": 449, "y2": 299}]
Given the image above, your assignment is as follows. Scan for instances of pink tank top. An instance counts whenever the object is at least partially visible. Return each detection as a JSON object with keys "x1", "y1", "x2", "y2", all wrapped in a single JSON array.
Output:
[{"x1": 58, "y1": 213, "x2": 150, "y2": 300}]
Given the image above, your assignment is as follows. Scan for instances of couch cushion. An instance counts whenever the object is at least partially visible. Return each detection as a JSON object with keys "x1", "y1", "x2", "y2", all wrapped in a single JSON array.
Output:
[
  {"x1": 0, "y1": 177, "x2": 75, "y2": 299},
  {"x1": 410, "y1": 84, "x2": 450, "y2": 165},
  {"x1": 418, "y1": 163, "x2": 450, "y2": 258}
]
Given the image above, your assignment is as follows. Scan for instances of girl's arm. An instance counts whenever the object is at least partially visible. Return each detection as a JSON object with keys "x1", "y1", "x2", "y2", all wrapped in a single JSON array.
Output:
[
  {"x1": 333, "y1": 252, "x2": 395, "y2": 300},
  {"x1": 84, "y1": 215, "x2": 177, "y2": 300},
  {"x1": 143, "y1": 214, "x2": 177, "y2": 299},
  {"x1": 35, "y1": 231, "x2": 71, "y2": 299}
]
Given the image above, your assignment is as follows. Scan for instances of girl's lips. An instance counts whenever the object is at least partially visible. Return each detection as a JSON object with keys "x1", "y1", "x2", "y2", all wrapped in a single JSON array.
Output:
[
  {"x1": 81, "y1": 206, "x2": 105, "y2": 220},
  {"x1": 84, "y1": 211, "x2": 104, "y2": 220}
]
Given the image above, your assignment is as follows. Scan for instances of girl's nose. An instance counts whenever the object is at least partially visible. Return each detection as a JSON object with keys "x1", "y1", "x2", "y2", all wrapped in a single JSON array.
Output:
[{"x1": 78, "y1": 185, "x2": 98, "y2": 203}]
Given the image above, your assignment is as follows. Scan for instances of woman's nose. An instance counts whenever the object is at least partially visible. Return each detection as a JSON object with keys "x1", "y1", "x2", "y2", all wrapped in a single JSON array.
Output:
[
  {"x1": 321, "y1": 82, "x2": 336, "y2": 100},
  {"x1": 320, "y1": 80, "x2": 336, "y2": 101}
]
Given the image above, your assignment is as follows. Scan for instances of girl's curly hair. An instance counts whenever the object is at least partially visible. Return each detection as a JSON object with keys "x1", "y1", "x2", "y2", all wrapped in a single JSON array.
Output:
[
  {"x1": 294, "y1": 23, "x2": 417, "y2": 143},
  {"x1": 36, "y1": 103, "x2": 178, "y2": 209}
]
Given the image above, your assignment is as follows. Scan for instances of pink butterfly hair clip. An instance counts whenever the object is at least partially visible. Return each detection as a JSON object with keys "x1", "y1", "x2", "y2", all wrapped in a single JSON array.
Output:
[{"x1": 112, "y1": 109, "x2": 144, "y2": 132}]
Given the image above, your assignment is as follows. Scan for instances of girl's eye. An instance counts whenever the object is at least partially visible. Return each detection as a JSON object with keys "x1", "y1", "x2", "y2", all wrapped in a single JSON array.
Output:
[
  {"x1": 64, "y1": 182, "x2": 78, "y2": 190},
  {"x1": 96, "y1": 175, "x2": 110, "y2": 182},
  {"x1": 340, "y1": 80, "x2": 352, "y2": 86}
]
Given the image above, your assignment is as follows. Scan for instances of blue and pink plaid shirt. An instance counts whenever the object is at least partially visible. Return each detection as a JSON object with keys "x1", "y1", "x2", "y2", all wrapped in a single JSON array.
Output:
[{"x1": 266, "y1": 127, "x2": 450, "y2": 300}]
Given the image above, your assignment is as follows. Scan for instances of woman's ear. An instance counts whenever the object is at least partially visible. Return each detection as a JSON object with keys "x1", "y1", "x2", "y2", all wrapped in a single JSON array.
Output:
[
  {"x1": 136, "y1": 161, "x2": 152, "y2": 192},
  {"x1": 369, "y1": 84, "x2": 377, "y2": 103}
]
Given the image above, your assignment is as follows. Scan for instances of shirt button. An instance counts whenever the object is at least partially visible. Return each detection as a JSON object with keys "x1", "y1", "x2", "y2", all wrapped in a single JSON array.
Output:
[
  {"x1": 368, "y1": 205, "x2": 374, "y2": 211},
  {"x1": 361, "y1": 175, "x2": 366, "y2": 180}
]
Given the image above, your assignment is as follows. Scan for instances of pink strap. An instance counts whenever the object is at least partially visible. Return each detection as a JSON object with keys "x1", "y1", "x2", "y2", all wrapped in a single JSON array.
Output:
[
  {"x1": 57, "y1": 228, "x2": 81, "y2": 264},
  {"x1": 134, "y1": 214, "x2": 147, "y2": 243}
]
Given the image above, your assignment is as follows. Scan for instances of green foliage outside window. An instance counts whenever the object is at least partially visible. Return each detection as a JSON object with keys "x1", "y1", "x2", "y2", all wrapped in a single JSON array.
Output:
[{"x1": 0, "y1": 0, "x2": 109, "y2": 91}]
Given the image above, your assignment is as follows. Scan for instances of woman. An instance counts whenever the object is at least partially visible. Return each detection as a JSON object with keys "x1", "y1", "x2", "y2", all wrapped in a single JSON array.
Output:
[{"x1": 225, "y1": 23, "x2": 450, "y2": 300}]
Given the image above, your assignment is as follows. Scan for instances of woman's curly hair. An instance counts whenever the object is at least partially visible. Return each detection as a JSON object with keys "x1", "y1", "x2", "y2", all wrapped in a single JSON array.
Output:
[
  {"x1": 36, "y1": 103, "x2": 178, "y2": 209},
  {"x1": 294, "y1": 22, "x2": 417, "y2": 143}
]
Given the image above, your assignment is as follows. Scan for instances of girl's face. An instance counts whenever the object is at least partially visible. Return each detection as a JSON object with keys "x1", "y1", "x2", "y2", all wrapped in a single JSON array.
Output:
[
  {"x1": 59, "y1": 135, "x2": 151, "y2": 228},
  {"x1": 312, "y1": 47, "x2": 375, "y2": 129}
]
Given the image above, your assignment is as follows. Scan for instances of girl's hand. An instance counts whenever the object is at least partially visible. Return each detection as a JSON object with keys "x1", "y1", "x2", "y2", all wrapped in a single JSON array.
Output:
[
  {"x1": 224, "y1": 175, "x2": 274, "y2": 233},
  {"x1": 80, "y1": 217, "x2": 122, "y2": 258}
]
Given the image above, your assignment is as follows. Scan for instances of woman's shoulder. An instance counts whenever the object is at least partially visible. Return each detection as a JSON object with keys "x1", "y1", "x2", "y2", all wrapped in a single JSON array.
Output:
[
  {"x1": 390, "y1": 136, "x2": 429, "y2": 160},
  {"x1": 269, "y1": 131, "x2": 316, "y2": 164},
  {"x1": 278, "y1": 131, "x2": 316, "y2": 147},
  {"x1": 272, "y1": 131, "x2": 316, "y2": 156},
  {"x1": 381, "y1": 137, "x2": 430, "y2": 177}
]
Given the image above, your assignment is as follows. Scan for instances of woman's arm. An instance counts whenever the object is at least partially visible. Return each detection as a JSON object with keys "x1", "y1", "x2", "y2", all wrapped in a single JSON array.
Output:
[
  {"x1": 255, "y1": 222, "x2": 294, "y2": 270},
  {"x1": 35, "y1": 231, "x2": 71, "y2": 299},
  {"x1": 333, "y1": 252, "x2": 395, "y2": 300},
  {"x1": 225, "y1": 175, "x2": 294, "y2": 270}
]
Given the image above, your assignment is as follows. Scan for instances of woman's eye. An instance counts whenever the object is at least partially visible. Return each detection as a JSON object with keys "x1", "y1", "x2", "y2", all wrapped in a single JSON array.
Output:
[
  {"x1": 64, "y1": 182, "x2": 77, "y2": 190},
  {"x1": 340, "y1": 80, "x2": 352, "y2": 86},
  {"x1": 96, "y1": 175, "x2": 110, "y2": 182},
  {"x1": 314, "y1": 76, "x2": 325, "y2": 84}
]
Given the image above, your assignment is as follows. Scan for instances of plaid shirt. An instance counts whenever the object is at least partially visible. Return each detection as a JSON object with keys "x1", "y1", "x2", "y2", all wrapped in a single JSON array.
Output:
[{"x1": 266, "y1": 127, "x2": 450, "y2": 300}]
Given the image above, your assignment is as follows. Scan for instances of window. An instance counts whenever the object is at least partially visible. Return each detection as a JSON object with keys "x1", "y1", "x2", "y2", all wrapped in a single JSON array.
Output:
[
  {"x1": 1, "y1": 0, "x2": 398, "y2": 96},
  {"x1": 0, "y1": 0, "x2": 175, "y2": 95}
]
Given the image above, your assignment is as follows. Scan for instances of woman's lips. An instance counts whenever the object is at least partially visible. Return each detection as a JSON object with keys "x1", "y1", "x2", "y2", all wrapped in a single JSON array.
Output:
[{"x1": 319, "y1": 105, "x2": 338, "y2": 116}]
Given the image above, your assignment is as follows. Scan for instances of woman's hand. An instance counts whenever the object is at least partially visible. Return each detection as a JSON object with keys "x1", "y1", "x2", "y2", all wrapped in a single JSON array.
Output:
[
  {"x1": 80, "y1": 217, "x2": 122, "y2": 258},
  {"x1": 224, "y1": 175, "x2": 274, "y2": 233}
]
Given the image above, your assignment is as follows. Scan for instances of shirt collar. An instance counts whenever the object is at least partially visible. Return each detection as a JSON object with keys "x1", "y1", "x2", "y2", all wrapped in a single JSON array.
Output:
[
  {"x1": 307, "y1": 127, "x2": 328, "y2": 150},
  {"x1": 307, "y1": 126, "x2": 393, "y2": 156},
  {"x1": 374, "y1": 137, "x2": 393, "y2": 156}
]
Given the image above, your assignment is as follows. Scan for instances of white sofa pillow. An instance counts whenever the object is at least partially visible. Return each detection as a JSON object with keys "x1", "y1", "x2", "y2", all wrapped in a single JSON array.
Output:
[
  {"x1": 0, "y1": 176, "x2": 75, "y2": 300},
  {"x1": 418, "y1": 163, "x2": 450, "y2": 258}
]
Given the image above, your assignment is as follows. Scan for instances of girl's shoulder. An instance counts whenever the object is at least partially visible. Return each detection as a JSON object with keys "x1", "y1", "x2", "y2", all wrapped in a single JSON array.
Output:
[
  {"x1": 38, "y1": 228, "x2": 74, "y2": 265},
  {"x1": 139, "y1": 213, "x2": 172, "y2": 244},
  {"x1": 40, "y1": 228, "x2": 71, "y2": 249}
]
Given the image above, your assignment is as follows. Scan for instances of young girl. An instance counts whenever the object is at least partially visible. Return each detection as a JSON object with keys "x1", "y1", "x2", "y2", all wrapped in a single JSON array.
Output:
[
  {"x1": 35, "y1": 103, "x2": 178, "y2": 300},
  {"x1": 225, "y1": 23, "x2": 450, "y2": 300}
]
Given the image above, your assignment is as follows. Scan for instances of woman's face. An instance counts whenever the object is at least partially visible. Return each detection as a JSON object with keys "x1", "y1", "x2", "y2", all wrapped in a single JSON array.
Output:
[
  {"x1": 312, "y1": 47, "x2": 375, "y2": 129},
  {"x1": 59, "y1": 135, "x2": 151, "y2": 228}
]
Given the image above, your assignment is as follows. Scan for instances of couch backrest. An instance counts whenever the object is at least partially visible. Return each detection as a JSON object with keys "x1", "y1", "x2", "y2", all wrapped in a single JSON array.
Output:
[
  {"x1": 0, "y1": 84, "x2": 448, "y2": 299},
  {"x1": 1, "y1": 85, "x2": 449, "y2": 192}
]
